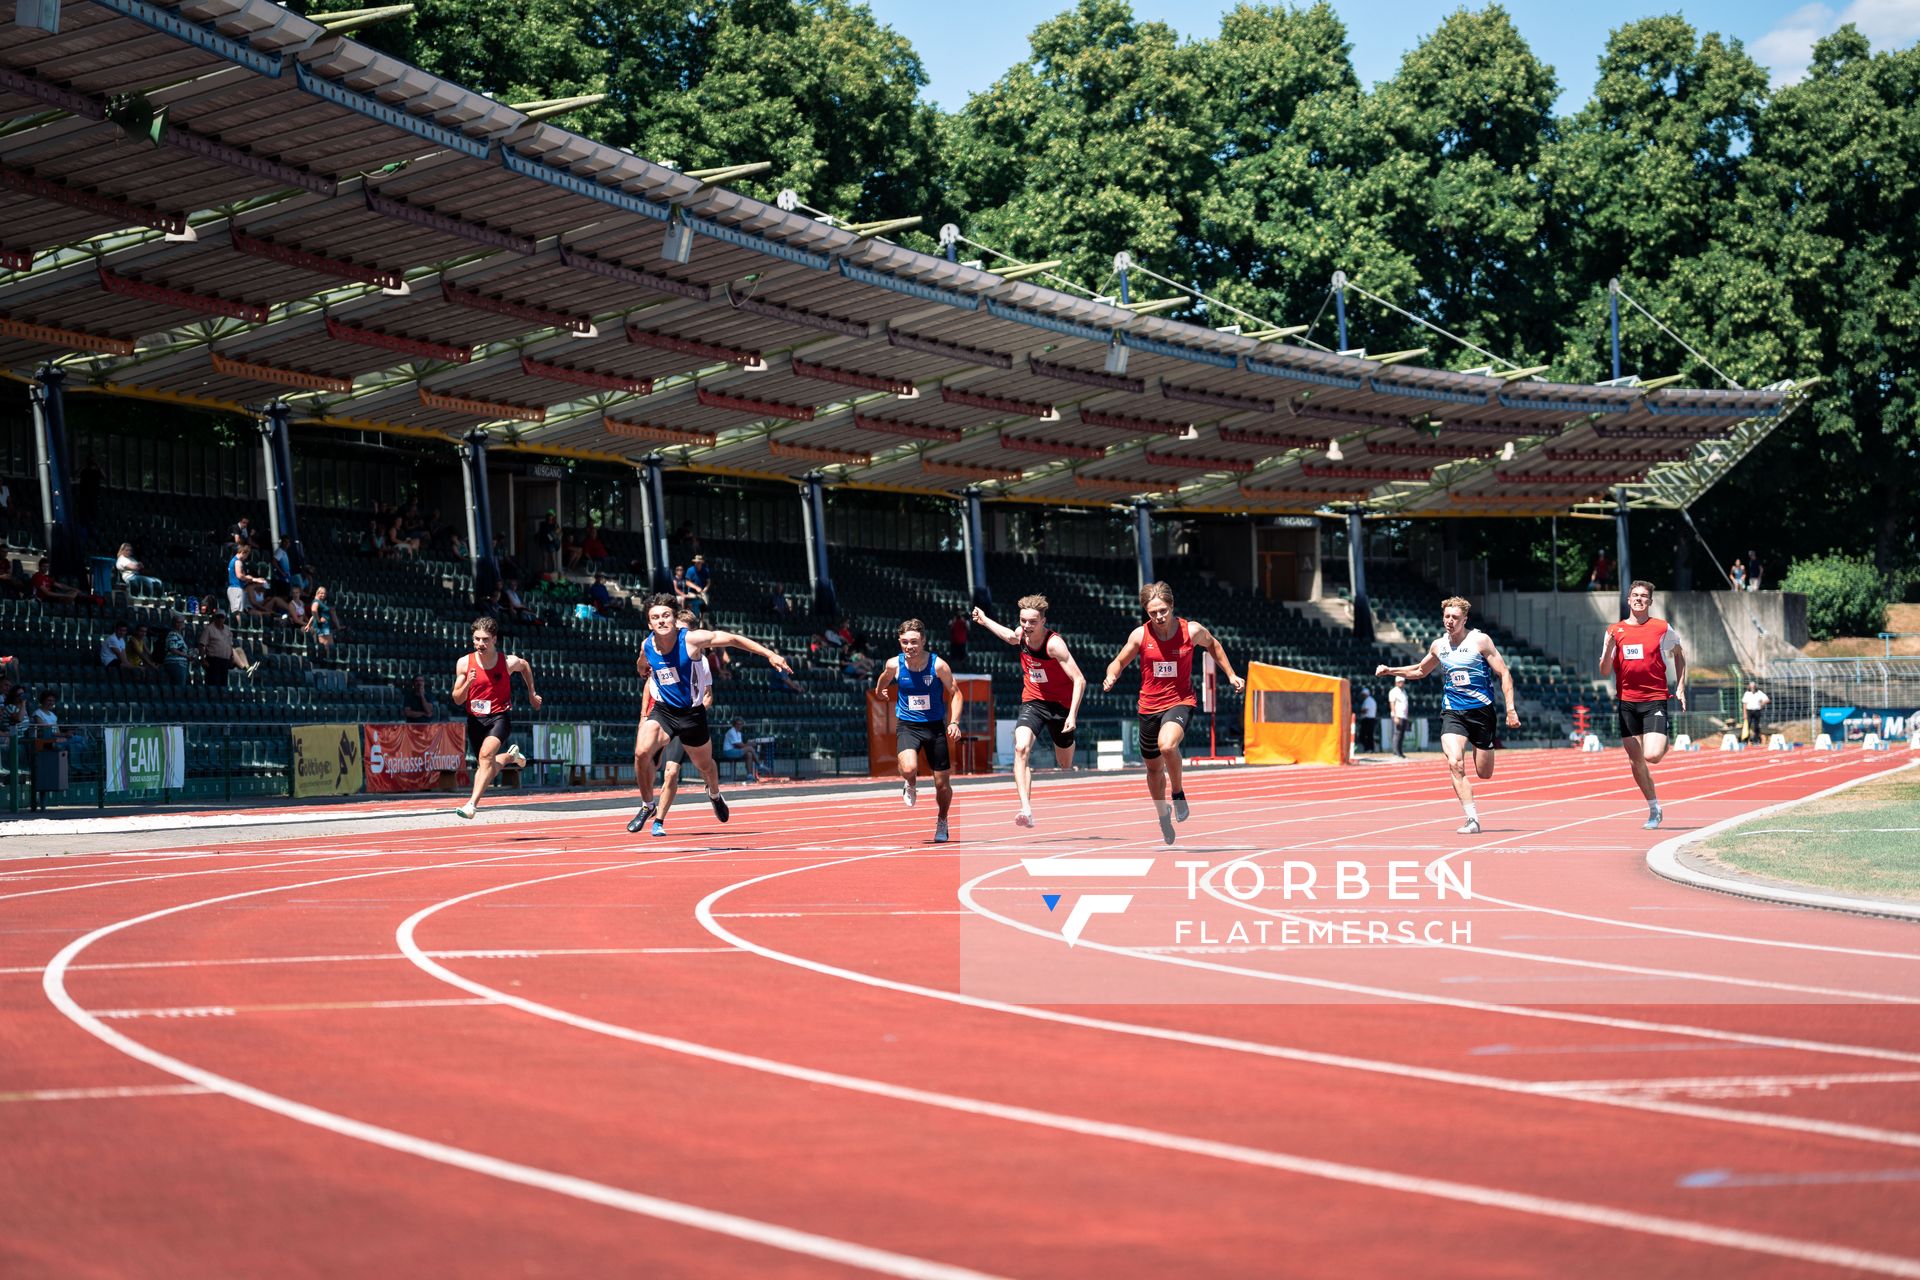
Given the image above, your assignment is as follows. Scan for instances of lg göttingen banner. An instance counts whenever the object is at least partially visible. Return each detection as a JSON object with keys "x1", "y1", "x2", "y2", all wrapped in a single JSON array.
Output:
[
  {"x1": 103, "y1": 725, "x2": 186, "y2": 796},
  {"x1": 290, "y1": 724, "x2": 367, "y2": 798}
]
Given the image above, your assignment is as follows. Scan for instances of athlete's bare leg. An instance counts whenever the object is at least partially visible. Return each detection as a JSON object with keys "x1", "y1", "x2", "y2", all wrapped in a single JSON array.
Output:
[
  {"x1": 1442, "y1": 733, "x2": 1478, "y2": 816},
  {"x1": 1159, "y1": 722, "x2": 1187, "y2": 798},
  {"x1": 934, "y1": 769, "x2": 953, "y2": 820},
  {"x1": 658, "y1": 759, "x2": 684, "y2": 821},
  {"x1": 1012, "y1": 725, "x2": 1037, "y2": 814},
  {"x1": 632, "y1": 721, "x2": 668, "y2": 804},
  {"x1": 463, "y1": 733, "x2": 503, "y2": 811},
  {"x1": 1145, "y1": 755, "x2": 1167, "y2": 806},
  {"x1": 896, "y1": 747, "x2": 920, "y2": 806},
  {"x1": 1622, "y1": 734, "x2": 1661, "y2": 801}
]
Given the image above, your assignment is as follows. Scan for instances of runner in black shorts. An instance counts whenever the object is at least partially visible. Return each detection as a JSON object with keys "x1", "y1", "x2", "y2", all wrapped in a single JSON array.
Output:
[
  {"x1": 1614, "y1": 699, "x2": 1671, "y2": 740},
  {"x1": 643, "y1": 610, "x2": 713, "y2": 837},
  {"x1": 451, "y1": 616, "x2": 541, "y2": 821},
  {"x1": 1017, "y1": 700, "x2": 1074, "y2": 749},
  {"x1": 895, "y1": 718, "x2": 952, "y2": 773},
  {"x1": 1440, "y1": 705, "x2": 1501, "y2": 752},
  {"x1": 973, "y1": 595, "x2": 1090, "y2": 828},
  {"x1": 1137, "y1": 704, "x2": 1195, "y2": 759}
]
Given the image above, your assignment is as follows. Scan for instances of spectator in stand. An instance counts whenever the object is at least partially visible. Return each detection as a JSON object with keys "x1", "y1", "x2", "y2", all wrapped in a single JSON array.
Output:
[
  {"x1": 1742, "y1": 681, "x2": 1771, "y2": 742},
  {"x1": 225, "y1": 543, "x2": 266, "y2": 615},
  {"x1": 562, "y1": 530, "x2": 582, "y2": 572},
  {"x1": 718, "y1": 717, "x2": 761, "y2": 780},
  {"x1": 1358, "y1": 686, "x2": 1380, "y2": 752},
  {"x1": 581, "y1": 524, "x2": 609, "y2": 574},
  {"x1": 1587, "y1": 551, "x2": 1611, "y2": 592},
  {"x1": 198, "y1": 610, "x2": 256, "y2": 687},
  {"x1": 402, "y1": 675, "x2": 435, "y2": 723},
  {"x1": 770, "y1": 581, "x2": 791, "y2": 620},
  {"x1": 1, "y1": 685, "x2": 27, "y2": 738},
  {"x1": 818, "y1": 623, "x2": 845, "y2": 651},
  {"x1": 535, "y1": 510, "x2": 560, "y2": 575},
  {"x1": 274, "y1": 535, "x2": 306, "y2": 592},
  {"x1": 586, "y1": 572, "x2": 616, "y2": 617},
  {"x1": 161, "y1": 616, "x2": 191, "y2": 686},
  {"x1": 948, "y1": 612, "x2": 969, "y2": 668},
  {"x1": 99, "y1": 621, "x2": 130, "y2": 672},
  {"x1": 842, "y1": 650, "x2": 875, "y2": 682},
  {"x1": 304, "y1": 586, "x2": 337, "y2": 661},
  {"x1": 124, "y1": 623, "x2": 160, "y2": 678},
  {"x1": 669, "y1": 563, "x2": 690, "y2": 610},
  {"x1": 32, "y1": 689, "x2": 68, "y2": 744},
  {"x1": 834, "y1": 617, "x2": 855, "y2": 649},
  {"x1": 772, "y1": 666, "x2": 807, "y2": 695},
  {"x1": 684, "y1": 554, "x2": 712, "y2": 613},
  {"x1": 2, "y1": 558, "x2": 33, "y2": 600},
  {"x1": 1745, "y1": 549, "x2": 1764, "y2": 591},
  {"x1": 1729, "y1": 558, "x2": 1747, "y2": 591},
  {"x1": 31, "y1": 563, "x2": 84, "y2": 607},
  {"x1": 500, "y1": 577, "x2": 543, "y2": 626},
  {"x1": 114, "y1": 543, "x2": 163, "y2": 598},
  {"x1": 269, "y1": 584, "x2": 309, "y2": 627},
  {"x1": 387, "y1": 514, "x2": 418, "y2": 559},
  {"x1": 230, "y1": 515, "x2": 257, "y2": 550}
]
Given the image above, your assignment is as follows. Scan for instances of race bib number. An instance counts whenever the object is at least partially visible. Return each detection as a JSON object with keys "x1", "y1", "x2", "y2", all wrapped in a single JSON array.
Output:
[
  {"x1": 469, "y1": 698, "x2": 494, "y2": 715},
  {"x1": 1030, "y1": 669, "x2": 1048, "y2": 683},
  {"x1": 906, "y1": 694, "x2": 932, "y2": 711},
  {"x1": 1449, "y1": 670, "x2": 1471, "y2": 687},
  {"x1": 1152, "y1": 661, "x2": 1179, "y2": 678},
  {"x1": 1622, "y1": 643, "x2": 1645, "y2": 661},
  {"x1": 656, "y1": 669, "x2": 680, "y2": 686}
]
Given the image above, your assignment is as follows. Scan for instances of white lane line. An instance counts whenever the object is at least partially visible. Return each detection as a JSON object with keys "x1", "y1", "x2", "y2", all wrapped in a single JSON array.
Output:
[
  {"x1": 1190, "y1": 753, "x2": 1920, "y2": 1002},
  {"x1": 0, "y1": 947, "x2": 742, "y2": 977},
  {"x1": 39, "y1": 853, "x2": 1008, "y2": 1280},
  {"x1": 0, "y1": 1083, "x2": 214, "y2": 1102},
  {"x1": 695, "y1": 852, "x2": 1920, "y2": 1151},
  {"x1": 94, "y1": 998, "x2": 499, "y2": 1019},
  {"x1": 397, "y1": 863, "x2": 1920, "y2": 1278},
  {"x1": 1533, "y1": 1072, "x2": 1920, "y2": 1095},
  {"x1": 1647, "y1": 760, "x2": 1920, "y2": 921}
]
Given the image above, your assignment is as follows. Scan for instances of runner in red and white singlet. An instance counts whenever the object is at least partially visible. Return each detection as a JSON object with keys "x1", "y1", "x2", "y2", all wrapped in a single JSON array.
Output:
[
  {"x1": 973, "y1": 595, "x2": 1087, "y2": 827},
  {"x1": 1103, "y1": 581, "x2": 1244, "y2": 845},
  {"x1": 1599, "y1": 579, "x2": 1688, "y2": 829},
  {"x1": 450, "y1": 615, "x2": 541, "y2": 821}
]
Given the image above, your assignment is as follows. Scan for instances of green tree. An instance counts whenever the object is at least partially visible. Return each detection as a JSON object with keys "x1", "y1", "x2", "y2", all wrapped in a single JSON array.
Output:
[
  {"x1": 310, "y1": 0, "x2": 942, "y2": 221},
  {"x1": 941, "y1": 0, "x2": 1214, "y2": 297}
]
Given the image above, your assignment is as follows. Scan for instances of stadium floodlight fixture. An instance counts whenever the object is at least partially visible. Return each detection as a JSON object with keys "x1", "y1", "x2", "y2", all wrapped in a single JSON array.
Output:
[
  {"x1": 1326, "y1": 439, "x2": 1345, "y2": 462},
  {"x1": 1105, "y1": 342, "x2": 1130, "y2": 376},
  {"x1": 660, "y1": 213, "x2": 694, "y2": 265},
  {"x1": 1501, "y1": 440, "x2": 1516, "y2": 461}
]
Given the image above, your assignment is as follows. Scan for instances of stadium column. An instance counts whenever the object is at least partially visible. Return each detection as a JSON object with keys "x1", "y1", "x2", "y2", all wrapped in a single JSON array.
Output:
[
  {"x1": 27, "y1": 364, "x2": 79, "y2": 578},
  {"x1": 1347, "y1": 507, "x2": 1373, "y2": 641},
  {"x1": 642, "y1": 455, "x2": 672, "y2": 593},
  {"x1": 800, "y1": 472, "x2": 836, "y2": 617},
  {"x1": 1133, "y1": 500, "x2": 1155, "y2": 590},
  {"x1": 962, "y1": 488, "x2": 990, "y2": 608},
  {"x1": 256, "y1": 401, "x2": 305, "y2": 569},
  {"x1": 458, "y1": 430, "x2": 501, "y2": 604},
  {"x1": 1615, "y1": 487, "x2": 1632, "y2": 620}
]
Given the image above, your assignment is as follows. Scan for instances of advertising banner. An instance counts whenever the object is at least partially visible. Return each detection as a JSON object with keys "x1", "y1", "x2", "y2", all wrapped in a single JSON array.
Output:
[
  {"x1": 363, "y1": 722, "x2": 470, "y2": 793},
  {"x1": 291, "y1": 723, "x2": 366, "y2": 797},
  {"x1": 1243, "y1": 662, "x2": 1350, "y2": 767},
  {"x1": 103, "y1": 725, "x2": 185, "y2": 795},
  {"x1": 533, "y1": 723, "x2": 592, "y2": 777}
]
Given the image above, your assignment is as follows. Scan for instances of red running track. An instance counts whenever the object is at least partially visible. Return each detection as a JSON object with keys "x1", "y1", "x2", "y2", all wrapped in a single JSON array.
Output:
[{"x1": 3, "y1": 749, "x2": 1918, "y2": 1278}]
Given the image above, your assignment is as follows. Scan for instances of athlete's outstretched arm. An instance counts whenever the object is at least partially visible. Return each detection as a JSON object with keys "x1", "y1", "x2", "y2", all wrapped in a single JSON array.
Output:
[
  {"x1": 450, "y1": 656, "x2": 472, "y2": 705},
  {"x1": 1597, "y1": 627, "x2": 1618, "y2": 676},
  {"x1": 873, "y1": 656, "x2": 899, "y2": 697},
  {"x1": 938, "y1": 658, "x2": 963, "y2": 738},
  {"x1": 1103, "y1": 628, "x2": 1144, "y2": 691},
  {"x1": 1189, "y1": 622, "x2": 1246, "y2": 693},
  {"x1": 507, "y1": 654, "x2": 543, "y2": 710},
  {"x1": 971, "y1": 606, "x2": 1017, "y2": 645},
  {"x1": 688, "y1": 628, "x2": 791, "y2": 673},
  {"x1": 1670, "y1": 639, "x2": 1688, "y2": 710},
  {"x1": 1049, "y1": 634, "x2": 1088, "y2": 730},
  {"x1": 1375, "y1": 646, "x2": 1439, "y2": 680},
  {"x1": 1481, "y1": 637, "x2": 1521, "y2": 729}
]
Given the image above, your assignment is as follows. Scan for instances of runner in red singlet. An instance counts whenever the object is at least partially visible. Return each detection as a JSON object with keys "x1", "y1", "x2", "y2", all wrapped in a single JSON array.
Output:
[
  {"x1": 1599, "y1": 578, "x2": 1687, "y2": 829},
  {"x1": 450, "y1": 615, "x2": 542, "y2": 821},
  {"x1": 1103, "y1": 581, "x2": 1244, "y2": 845},
  {"x1": 973, "y1": 594, "x2": 1087, "y2": 827}
]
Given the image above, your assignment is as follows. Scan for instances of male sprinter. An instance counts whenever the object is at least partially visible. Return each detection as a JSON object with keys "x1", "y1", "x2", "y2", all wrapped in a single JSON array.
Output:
[
  {"x1": 641, "y1": 608, "x2": 715, "y2": 837},
  {"x1": 973, "y1": 596, "x2": 1087, "y2": 827},
  {"x1": 1601, "y1": 579, "x2": 1687, "y2": 829},
  {"x1": 875, "y1": 618, "x2": 963, "y2": 843},
  {"x1": 627, "y1": 595, "x2": 790, "y2": 834},
  {"x1": 1103, "y1": 582, "x2": 1244, "y2": 845},
  {"x1": 451, "y1": 616, "x2": 540, "y2": 820},
  {"x1": 1376, "y1": 596, "x2": 1519, "y2": 835}
]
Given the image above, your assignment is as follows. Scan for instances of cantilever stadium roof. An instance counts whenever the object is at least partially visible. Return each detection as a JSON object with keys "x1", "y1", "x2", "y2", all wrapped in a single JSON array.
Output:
[{"x1": 0, "y1": 0, "x2": 1806, "y2": 514}]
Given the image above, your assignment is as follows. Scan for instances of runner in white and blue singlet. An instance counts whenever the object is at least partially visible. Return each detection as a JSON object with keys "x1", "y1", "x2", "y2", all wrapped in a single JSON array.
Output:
[
  {"x1": 627, "y1": 593, "x2": 792, "y2": 835},
  {"x1": 1376, "y1": 595, "x2": 1518, "y2": 835},
  {"x1": 874, "y1": 617, "x2": 961, "y2": 843}
]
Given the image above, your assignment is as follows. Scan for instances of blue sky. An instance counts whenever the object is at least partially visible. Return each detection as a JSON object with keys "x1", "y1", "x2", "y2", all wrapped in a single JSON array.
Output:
[{"x1": 866, "y1": 0, "x2": 1920, "y2": 113}]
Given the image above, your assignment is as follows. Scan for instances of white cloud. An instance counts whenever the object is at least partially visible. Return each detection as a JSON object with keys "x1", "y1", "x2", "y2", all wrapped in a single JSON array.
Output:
[{"x1": 1753, "y1": 0, "x2": 1920, "y2": 84}]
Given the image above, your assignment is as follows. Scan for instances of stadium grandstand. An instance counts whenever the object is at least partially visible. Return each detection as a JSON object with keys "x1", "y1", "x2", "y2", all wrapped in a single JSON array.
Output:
[{"x1": 0, "y1": 0, "x2": 1805, "y2": 808}]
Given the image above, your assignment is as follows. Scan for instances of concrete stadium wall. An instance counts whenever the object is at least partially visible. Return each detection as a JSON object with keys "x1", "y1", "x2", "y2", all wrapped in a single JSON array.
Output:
[{"x1": 1474, "y1": 589, "x2": 1808, "y2": 674}]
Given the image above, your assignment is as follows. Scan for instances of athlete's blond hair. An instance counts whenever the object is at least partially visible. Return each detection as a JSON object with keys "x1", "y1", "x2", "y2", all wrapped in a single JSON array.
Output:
[{"x1": 1441, "y1": 596, "x2": 1471, "y2": 616}]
